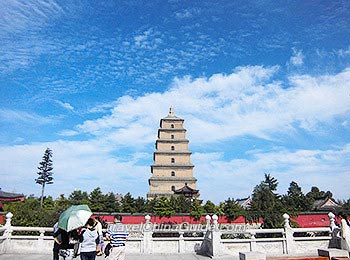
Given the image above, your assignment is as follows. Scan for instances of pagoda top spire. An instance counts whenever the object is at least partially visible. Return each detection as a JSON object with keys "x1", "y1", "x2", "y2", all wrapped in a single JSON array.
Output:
[
  {"x1": 163, "y1": 106, "x2": 183, "y2": 120},
  {"x1": 169, "y1": 106, "x2": 174, "y2": 116}
]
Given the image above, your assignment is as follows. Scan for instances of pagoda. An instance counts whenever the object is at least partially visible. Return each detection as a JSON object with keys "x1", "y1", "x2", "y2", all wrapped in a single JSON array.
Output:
[{"x1": 147, "y1": 107, "x2": 199, "y2": 199}]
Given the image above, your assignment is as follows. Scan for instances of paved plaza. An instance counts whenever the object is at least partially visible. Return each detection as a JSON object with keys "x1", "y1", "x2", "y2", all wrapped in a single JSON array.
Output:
[{"x1": 0, "y1": 253, "x2": 236, "y2": 260}]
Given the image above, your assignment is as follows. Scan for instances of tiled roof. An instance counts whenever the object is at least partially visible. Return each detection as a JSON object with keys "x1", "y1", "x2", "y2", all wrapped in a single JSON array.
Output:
[{"x1": 0, "y1": 190, "x2": 24, "y2": 199}]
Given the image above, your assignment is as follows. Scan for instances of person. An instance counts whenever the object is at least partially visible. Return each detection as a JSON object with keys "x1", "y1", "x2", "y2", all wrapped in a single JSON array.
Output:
[
  {"x1": 53, "y1": 222, "x2": 60, "y2": 260},
  {"x1": 105, "y1": 214, "x2": 128, "y2": 260},
  {"x1": 54, "y1": 227, "x2": 80, "y2": 260},
  {"x1": 94, "y1": 217, "x2": 104, "y2": 256},
  {"x1": 79, "y1": 218, "x2": 99, "y2": 260},
  {"x1": 339, "y1": 212, "x2": 350, "y2": 251}
]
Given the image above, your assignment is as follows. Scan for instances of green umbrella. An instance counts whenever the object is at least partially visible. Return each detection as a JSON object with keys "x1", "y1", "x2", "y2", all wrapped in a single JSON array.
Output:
[{"x1": 58, "y1": 205, "x2": 92, "y2": 232}]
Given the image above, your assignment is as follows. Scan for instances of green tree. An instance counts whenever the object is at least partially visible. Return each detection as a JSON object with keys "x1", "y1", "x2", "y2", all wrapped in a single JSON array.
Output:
[
  {"x1": 223, "y1": 198, "x2": 244, "y2": 220},
  {"x1": 35, "y1": 148, "x2": 54, "y2": 208},
  {"x1": 190, "y1": 199, "x2": 204, "y2": 220},
  {"x1": 134, "y1": 196, "x2": 147, "y2": 213},
  {"x1": 104, "y1": 193, "x2": 120, "y2": 212},
  {"x1": 4, "y1": 196, "x2": 59, "y2": 227},
  {"x1": 153, "y1": 197, "x2": 174, "y2": 217},
  {"x1": 250, "y1": 174, "x2": 285, "y2": 228},
  {"x1": 55, "y1": 194, "x2": 71, "y2": 211},
  {"x1": 121, "y1": 192, "x2": 136, "y2": 213},
  {"x1": 173, "y1": 195, "x2": 191, "y2": 213},
  {"x1": 69, "y1": 190, "x2": 90, "y2": 206},
  {"x1": 282, "y1": 181, "x2": 312, "y2": 212},
  {"x1": 203, "y1": 200, "x2": 217, "y2": 214},
  {"x1": 340, "y1": 199, "x2": 350, "y2": 216},
  {"x1": 42, "y1": 196, "x2": 55, "y2": 210},
  {"x1": 89, "y1": 187, "x2": 107, "y2": 212}
]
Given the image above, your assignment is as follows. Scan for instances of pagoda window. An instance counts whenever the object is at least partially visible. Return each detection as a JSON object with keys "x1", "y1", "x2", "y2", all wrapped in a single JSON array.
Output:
[
  {"x1": 171, "y1": 134, "x2": 174, "y2": 139},
  {"x1": 171, "y1": 145, "x2": 175, "y2": 151},
  {"x1": 171, "y1": 158, "x2": 175, "y2": 163},
  {"x1": 171, "y1": 186, "x2": 175, "y2": 191},
  {"x1": 171, "y1": 124, "x2": 174, "y2": 128},
  {"x1": 171, "y1": 171, "x2": 175, "y2": 176}
]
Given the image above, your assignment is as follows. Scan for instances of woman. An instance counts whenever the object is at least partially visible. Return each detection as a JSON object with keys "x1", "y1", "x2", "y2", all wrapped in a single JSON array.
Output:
[
  {"x1": 339, "y1": 212, "x2": 350, "y2": 251},
  {"x1": 79, "y1": 218, "x2": 99, "y2": 260}
]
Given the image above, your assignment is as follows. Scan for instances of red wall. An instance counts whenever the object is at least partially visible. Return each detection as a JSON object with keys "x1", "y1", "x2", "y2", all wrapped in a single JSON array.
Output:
[
  {"x1": 0, "y1": 212, "x2": 334, "y2": 227},
  {"x1": 93, "y1": 213, "x2": 331, "y2": 227}
]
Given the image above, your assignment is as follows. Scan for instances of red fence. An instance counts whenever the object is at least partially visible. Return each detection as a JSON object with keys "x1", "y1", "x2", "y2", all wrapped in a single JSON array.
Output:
[
  {"x1": 93, "y1": 212, "x2": 332, "y2": 227},
  {"x1": 0, "y1": 212, "x2": 335, "y2": 227}
]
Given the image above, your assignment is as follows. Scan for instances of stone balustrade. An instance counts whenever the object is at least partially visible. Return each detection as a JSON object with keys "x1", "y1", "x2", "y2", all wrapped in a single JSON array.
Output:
[{"x1": 0, "y1": 212, "x2": 339, "y2": 257}]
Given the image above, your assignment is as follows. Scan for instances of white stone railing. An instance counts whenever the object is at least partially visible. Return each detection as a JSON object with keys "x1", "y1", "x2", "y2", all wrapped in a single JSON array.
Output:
[{"x1": 0, "y1": 211, "x2": 339, "y2": 257}]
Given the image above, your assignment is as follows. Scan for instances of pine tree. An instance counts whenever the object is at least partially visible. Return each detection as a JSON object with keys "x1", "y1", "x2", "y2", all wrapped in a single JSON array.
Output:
[{"x1": 35, "y1": 148, "x2": 54, "y2": 208}]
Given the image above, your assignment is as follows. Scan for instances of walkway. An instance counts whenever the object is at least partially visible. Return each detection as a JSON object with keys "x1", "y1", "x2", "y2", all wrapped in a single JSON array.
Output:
[{"x1": 0, "y1": 253, "x2": 236, "y2": 260}]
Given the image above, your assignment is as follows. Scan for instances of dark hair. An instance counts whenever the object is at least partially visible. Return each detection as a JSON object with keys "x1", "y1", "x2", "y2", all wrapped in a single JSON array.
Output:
[
  {"x1": 114, "y1": 214, "x2": 122, "y2": 221},
  {"x1": 86, "y1": 218, "x2": 95, "y2": 227}
]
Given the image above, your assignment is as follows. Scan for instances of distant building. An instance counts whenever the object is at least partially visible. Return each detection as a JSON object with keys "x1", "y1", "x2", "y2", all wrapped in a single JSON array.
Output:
[
  {"x1": 312, "y1": 197, "x2": 341, "y2": 212},
  {"x1": 236, "y1": 197, "x2": 251, "y2": 209},
  {"x1": 147, "y1": 107, "x2": 199, "y2": 199},
  {"x1": 0, "y1": 189, "x2": 25, "y2": 211}
]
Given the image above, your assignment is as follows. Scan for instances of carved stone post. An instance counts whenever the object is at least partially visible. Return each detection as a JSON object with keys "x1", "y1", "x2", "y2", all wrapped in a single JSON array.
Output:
[
  {"x1": 328, "y1": 212, "x2": 337, "y2": 231},
  {"x1": 3, "y1": 212, "x2": 13, "y2": 253},
  {"x1": 143, "y1": 215, "x2": 152, "y2": 254},
  {"x1": 211, "y1": 214, "x2": 222, "y2": 257},
  {"x1": 205, "y1": 215, "x2": 211, "y2": 231},
  {"x1": 328, "y1": 212, "x2": 341, "y2": 248},
  {"x1": 179, "y1": 231, "x2": 185, "y2": 253},
  {"x1": 283, "y1": 213, "x2": 296, "y2": 255},
  {"x1": 250, "y1": 230, "x2": 257, "y2": 251}
]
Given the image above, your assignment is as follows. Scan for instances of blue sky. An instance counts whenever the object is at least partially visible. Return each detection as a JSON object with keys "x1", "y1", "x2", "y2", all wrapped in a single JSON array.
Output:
[{"x1": 0, "y1": 0, "x2": 350, "y2": 203}]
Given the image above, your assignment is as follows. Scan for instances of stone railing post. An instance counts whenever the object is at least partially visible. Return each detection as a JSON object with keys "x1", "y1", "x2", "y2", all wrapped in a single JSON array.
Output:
[
  {"x1": 283, "y1": 213, "x2": 296, "y2": 255},
  {"x1": 143, "y1": 215, "x2": 152, "y2": 254},
  {"x1": 2, "y1": 212, "x2": 13, "y2": 253},
  {"x1": 250, "y1": 230, "x2": 257, "y2": 251},
  {"x1": 328, "y1": 212, "x2": 337, "y2": 231},
  {"x1": 211, "y1": 214, "x2": 222, "y2": 257},
  {"x1": 38, "y1": 229, "x2": 45, "y2": 248},
  {"x1": 179, "y1": 231, "x2": 185, "y2": 253},
  {"x1": 328, "y1": 212, "x2": 341, "y2": 248},
  {"x1": 205, "y1": 215, "x2": 211, "y2": 231}
]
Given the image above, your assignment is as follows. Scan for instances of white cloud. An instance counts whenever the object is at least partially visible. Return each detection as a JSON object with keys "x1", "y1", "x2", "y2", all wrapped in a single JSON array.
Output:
[
  {"x1": 0, "y1": 109, "x2": 55, "y2": 124},
  {"x1": 58, "y1": 130, "x2": 79, "y2": 137},
  {"x1": 55, "y1": 100, "x2": 74, "y2": 111},
  {"x1": 1, "y1": 66, "x2": 350, "y2": 201},
  {"x1": 0, "y1": 140, "x2": 149, "y2": 198},
  {"x1": 289, "y1": 48, "x2": 304, "y2": 66},
  {"x1": 76, "y1": 66, "x2": 350, "y2": 145},
  {"x1": 194, "y1": 145, "x2": 350, "y2": 202},
  {"x1": 337, "y1": 46, "x2": 350, "y2": 57}
]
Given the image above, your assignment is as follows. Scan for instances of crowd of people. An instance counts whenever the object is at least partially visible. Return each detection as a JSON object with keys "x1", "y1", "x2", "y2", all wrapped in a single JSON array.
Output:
[
  {"x1": 52, "y1": 211, "x2": 350, "y2": 260},
  {"x1": 53, "y1": 214, "x2": 128, "y2": 260}
]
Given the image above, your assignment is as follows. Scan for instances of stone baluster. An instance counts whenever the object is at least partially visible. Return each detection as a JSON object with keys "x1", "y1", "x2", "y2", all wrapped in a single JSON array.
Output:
[
  {"x1": 2, "y1": 212, "x2": 13, "y2": 253},
  {"x1": 250, "y1": 230, "x2": 257, "y2": 251},
  {"x1": 211, "y1": 214, "x2": 222, "y2": 257},
  {"x1": 212, "y1": 214, "x2": 219, "y2": 231},
  {"x1": 179, "y1": 231, "x2": 184, "y2": 253},
  {"x1": 328, "y1": 212, "x2": 337, "y2": 231},
  {"x1": 205, "y1": 215, "x2": 211, "y2": 231},
  {"x1": 283, "y1": 213, "x2": 296, "y2": 255},
  {"x1": 143, "y1": 215, "x2": 153, "y2": 254},
  {"x1": 4, "y1": 212, "x2": 13, "y2": 238}
]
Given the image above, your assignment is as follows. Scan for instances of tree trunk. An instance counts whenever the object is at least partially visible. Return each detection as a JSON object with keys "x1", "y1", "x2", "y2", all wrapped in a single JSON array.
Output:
[{"x1": 40, "y1": 183, "x2": 45, "y2": 208}]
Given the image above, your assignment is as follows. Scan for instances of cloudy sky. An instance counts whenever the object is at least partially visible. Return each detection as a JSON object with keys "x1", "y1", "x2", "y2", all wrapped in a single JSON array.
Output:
[{"x1": 1, "y1": 0, "x2": 350, "y2": 203}]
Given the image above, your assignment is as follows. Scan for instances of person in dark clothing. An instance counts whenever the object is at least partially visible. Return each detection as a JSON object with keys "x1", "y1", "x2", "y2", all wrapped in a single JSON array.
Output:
[
  {"x1": 53, "y1": 223, "x2": 60, "y2": 260},
  {"x1": 54, "y1": 228, "x2": 80, "y2": 260}
]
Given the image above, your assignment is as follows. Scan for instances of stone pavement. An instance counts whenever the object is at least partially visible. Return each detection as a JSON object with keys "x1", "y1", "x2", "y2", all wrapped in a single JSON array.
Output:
[{"x1": 0, "y1": 253, "x2": 237, "y2": 260}]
